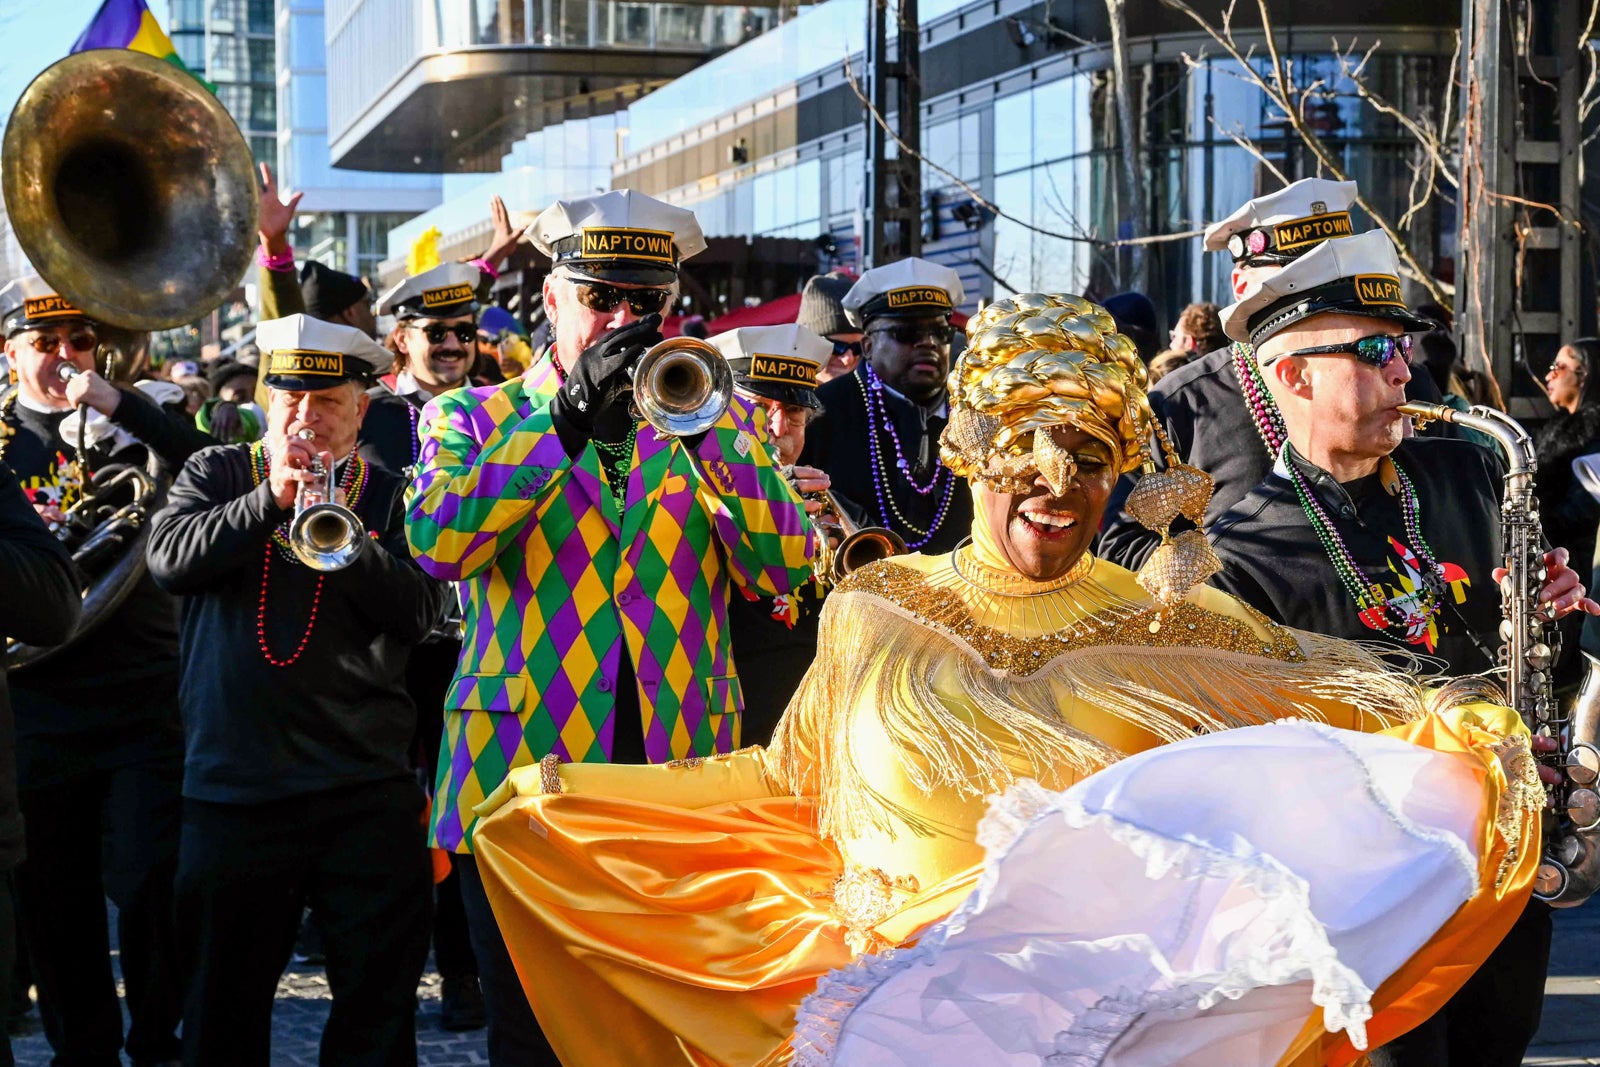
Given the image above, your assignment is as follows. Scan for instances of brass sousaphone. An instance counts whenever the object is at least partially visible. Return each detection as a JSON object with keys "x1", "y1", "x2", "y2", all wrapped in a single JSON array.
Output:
[{"x1": 2, "y1": 49, "x2": 259, "y2": 668}]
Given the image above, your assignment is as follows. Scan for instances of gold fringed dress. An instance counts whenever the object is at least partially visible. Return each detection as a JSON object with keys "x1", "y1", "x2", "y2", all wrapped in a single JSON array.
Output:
[{"x1": 471, "y1": 548, "x2": 1539, "y2": 1067}]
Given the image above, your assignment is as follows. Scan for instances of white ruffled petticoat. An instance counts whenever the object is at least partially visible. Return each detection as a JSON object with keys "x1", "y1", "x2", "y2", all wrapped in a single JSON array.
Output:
[{"x1": 793, "y1": 720, "x2": 1487, "y2": 1067}]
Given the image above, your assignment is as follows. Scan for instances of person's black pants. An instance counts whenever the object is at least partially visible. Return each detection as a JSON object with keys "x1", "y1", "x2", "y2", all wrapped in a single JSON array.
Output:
[
  {"x1": 434, "y1": 862, "x2": 477, "y2": 980},
  {"x1": 175, "y1": 779, "x2": 432, "y2": 1067},
  {"x1": 456, "y1": 854, "x2": 560, "y2": 1065},
  {"x1": 1370, "y1": 899, "x2": 1552, "y2": 1066},
  {"x1": 15, "y1": 759, "x2": 183, "y2": 1067},
  {"x1": 0, "y1": 873, "x2": 18, "y2": 1067},
  {"x1": 409, "y1": 641, "x2": 478, "y2": 984}
]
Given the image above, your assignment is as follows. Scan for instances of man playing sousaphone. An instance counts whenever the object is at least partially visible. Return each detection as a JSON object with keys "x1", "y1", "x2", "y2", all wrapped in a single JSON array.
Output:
[
  {"x1": 405, "y1": 189, "x2": 817, "y2": 1063},
  {"x1": 147, "y1": 314, "x2": 447, "y2": 1065},
  {"x1": 0, "y1": 274, "x2": 209, "y2": 1067}
]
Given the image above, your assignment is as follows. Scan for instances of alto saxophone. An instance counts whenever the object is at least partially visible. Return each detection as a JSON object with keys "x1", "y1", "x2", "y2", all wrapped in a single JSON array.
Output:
[{"x1": 1400, "y1": 402, "x2": 1600, "y2": 904}]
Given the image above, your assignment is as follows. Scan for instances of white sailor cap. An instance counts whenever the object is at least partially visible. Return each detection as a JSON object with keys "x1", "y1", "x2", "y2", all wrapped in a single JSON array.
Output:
[
  {"x1": 376, "y1": 262, "x2": 484, "y2": 321},
  {"x1": 0, "y1": 275, "x2": 94, "y2": 336},
  {"x1": 1219, "y1": 230, "x2": 1438, "y2": 347},
  {"x1": 257, "y1": 314, "x2": 392, "y2": 390},
  {"x1": 842, "y1": 258, "x2": 965, "y2": 327},
  {"x1": 530, "y1": 190, "x2": 706, "y2": 286},
  {"x1": 710, "y1": 324, "x2": 830, "y2": 411},
  {"x1": 1203, "y1": 178, "x2": 1359, "y2": 262}
]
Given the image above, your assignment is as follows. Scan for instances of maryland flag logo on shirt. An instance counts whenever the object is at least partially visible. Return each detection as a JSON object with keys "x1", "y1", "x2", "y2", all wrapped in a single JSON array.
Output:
[{"x1": 1355, "y1": 536, "x2": 1470, "y2": 653}]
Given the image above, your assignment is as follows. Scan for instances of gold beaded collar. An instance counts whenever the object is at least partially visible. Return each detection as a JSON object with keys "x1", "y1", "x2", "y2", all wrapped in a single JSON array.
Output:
[{"x1": 836, "y1": 561, "x2": 1305, "y2": 676}]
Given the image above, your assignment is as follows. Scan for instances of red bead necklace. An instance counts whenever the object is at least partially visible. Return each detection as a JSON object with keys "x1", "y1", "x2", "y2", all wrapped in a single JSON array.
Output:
[{"x1": 247, "y1": 441, "x2": 368, "y2": 667}]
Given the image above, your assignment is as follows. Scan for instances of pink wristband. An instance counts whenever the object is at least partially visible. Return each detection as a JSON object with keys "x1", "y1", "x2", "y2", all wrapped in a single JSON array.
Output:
[
  {"x1": 257, "y1": 244, "x2": 296, "y2": 272},
  {"x1": 470, "y1": 257, "x2": 500, "y2": 281}
]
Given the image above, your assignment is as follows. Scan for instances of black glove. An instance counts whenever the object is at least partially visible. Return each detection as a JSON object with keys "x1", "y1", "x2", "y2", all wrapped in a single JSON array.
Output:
[{"x1": 550, "y1": 314, "x2": 662, "y2": 445}]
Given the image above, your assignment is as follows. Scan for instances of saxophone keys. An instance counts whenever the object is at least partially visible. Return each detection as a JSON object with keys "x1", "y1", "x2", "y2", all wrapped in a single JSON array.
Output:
[
  {"x1": 1535, "y1": 859, "x2": 1570, "y2": 900},
  {"x1": 1568, "y1": 788, "x2": 1600, "y2": 832},
  {"x1": 1528, "y1": 642, "x2": 1554, "y2": 671},
  {"x1": 1567, "y1": 743, "x2": 1600, "y2": 787}
]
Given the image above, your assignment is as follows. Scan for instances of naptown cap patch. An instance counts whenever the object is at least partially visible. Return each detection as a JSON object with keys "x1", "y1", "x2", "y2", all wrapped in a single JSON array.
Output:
[{"x1": 257, "y1": 314, "x2": 392, "y2": 390}]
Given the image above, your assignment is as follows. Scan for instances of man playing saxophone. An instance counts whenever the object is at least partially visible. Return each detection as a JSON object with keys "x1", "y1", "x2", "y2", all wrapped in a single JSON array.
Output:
[
  {"x1": 147, "y1": 315, "x2": 446, "y2": 1066},
  {"x1": 405, "y1": 190, "x2": 816, "y2": 1064},
  {"x1": 1208, "y1": 229, "x2": 1600, "y2": 1067}
]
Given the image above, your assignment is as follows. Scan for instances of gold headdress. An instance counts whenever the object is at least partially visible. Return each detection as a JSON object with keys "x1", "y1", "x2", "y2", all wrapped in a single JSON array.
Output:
[
  {"x1": 939, "y1": 293, "x2": 1220, "y2": 613},
  {"x1": 942, "y1": 293, "x2": 1150, "y2": 490}
]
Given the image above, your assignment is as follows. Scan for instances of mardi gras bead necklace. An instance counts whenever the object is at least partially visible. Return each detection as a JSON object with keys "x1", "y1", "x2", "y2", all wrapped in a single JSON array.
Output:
[
  {"x1": 1233, "y1": 341, "x2": 1444, "y2": 635},
  {"x1": 1284, "y1": 455, "x2": 1446, "y2": 633},
  {"x1": 1230, "y1": 342, "x2": 1287, "y2": 455},
  {"x1": 857, "y1": 367, "x2": 955, "y2": 548},
  {"x1": 247, "y1": 441, "x2": 368, "y2": 666}
]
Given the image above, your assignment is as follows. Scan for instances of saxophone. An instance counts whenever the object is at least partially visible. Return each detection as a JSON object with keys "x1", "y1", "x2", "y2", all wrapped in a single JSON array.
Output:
[{"x1": 1400, "y1": 402, "x2": 1600, "y2": 904}]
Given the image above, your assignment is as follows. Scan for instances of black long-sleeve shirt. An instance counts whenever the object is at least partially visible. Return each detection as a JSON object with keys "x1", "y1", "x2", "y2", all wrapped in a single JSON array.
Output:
[
  {"x1": 4, "y1": 386, "x2": 209, "y2": 784},
  {"x1": 147, "y1": 444, "x2": 447, "y2": 803},
  {"x1": 0, "y1": 463, "x2": 81, "y2": 867},
  {"x1": 1208, "y1": 437, "x2": 1504, "y2": 679}
]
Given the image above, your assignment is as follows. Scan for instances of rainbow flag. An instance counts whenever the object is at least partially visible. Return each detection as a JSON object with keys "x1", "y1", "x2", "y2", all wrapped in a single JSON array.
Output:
[{"x1": 71, "y1": 0, "x2": 210, "y2": 87}]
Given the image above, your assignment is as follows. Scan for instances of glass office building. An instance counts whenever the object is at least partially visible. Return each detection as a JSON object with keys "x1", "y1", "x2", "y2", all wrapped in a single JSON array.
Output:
[
  {"x1": 277, "y1": 0, "x2": 440, "y2": 281},
  {"x1": 378, "y1": 0, "x2": 1463, "y2": 323}
]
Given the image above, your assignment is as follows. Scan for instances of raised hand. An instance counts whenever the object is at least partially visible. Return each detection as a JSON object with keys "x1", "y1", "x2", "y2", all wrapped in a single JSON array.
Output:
[{"x1": 258, "y1": 162, "x2": 304, "y2": 256}]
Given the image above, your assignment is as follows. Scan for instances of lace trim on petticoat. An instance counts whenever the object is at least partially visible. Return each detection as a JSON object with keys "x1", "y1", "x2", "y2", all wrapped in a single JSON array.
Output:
[{"x1": 791, "y1": 767, "x2": 1384, "y2": 1066}]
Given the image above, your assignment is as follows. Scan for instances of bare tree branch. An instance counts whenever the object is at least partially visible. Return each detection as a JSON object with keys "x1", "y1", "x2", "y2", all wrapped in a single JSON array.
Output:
[{"x1": 838, "y1": 53, "x2": 1202, "y2": 251}]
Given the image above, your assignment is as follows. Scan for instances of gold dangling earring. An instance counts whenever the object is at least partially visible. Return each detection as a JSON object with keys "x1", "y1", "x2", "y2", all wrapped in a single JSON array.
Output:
[{"x1": 1132, "y1": 425, "x2": 1221, "y2": 628}]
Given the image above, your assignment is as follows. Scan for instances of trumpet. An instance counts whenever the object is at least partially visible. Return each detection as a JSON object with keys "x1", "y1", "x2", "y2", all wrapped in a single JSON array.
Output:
[
  {"x1": 631, "y1": 337, "x2": 734, "y2": 437},
  {"x1": 288, "y1": 429, "x2": 365, "y2": 571},
  {"x1": 811, "y1": 490, "x2": 907, "y2": 583}
]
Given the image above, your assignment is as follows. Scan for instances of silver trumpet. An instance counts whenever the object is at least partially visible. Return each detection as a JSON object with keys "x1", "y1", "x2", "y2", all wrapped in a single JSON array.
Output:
[
  {"x1": 288, "y1": 428, "x2": 365, "y2": 571},
  {"x1": 631, "y1": 337, "x2": 734, "y2": 437}
]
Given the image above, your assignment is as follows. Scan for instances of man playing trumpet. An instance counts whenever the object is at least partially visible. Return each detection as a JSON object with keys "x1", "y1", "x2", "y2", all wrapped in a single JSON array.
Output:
[
  {"x1": 405, "y1": 190, "x2": 817, "y2": 1064},
  {"x1": 147, "y1": 314, "x2": 447, "y2": 1067}
]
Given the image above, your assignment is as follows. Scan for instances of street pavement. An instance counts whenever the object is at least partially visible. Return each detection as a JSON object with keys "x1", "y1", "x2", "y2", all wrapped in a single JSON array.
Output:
[
  {"x1": 10, "y1": 954, "x2": 490, "y2": 1066},
  {"x1": 1526, "y1": 904, "x2": 1600, "y2": 1065},
  {"x1": 8, "y1": 903, "x2": 1600, "y2": 1063}
]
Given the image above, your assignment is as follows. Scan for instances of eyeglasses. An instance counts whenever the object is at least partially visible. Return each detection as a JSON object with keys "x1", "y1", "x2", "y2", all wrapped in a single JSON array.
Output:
[
  {"x1": 412, "y1": 322, "x2": 477, "y2": 346},
  {"x1": 874, "y1": 323, "x2": 953, "y2": 345},
  {"x1": 1270, "y1": 333, "x2": 1414, "y2": 369},
  {"x1": 25, "y1": 328, "x2": 98, "y2": 356},
  {"x1": 572, "y1": 281, "x2": 674, "y2": 317},
  {"x1": 831, "y1": 339, "x2": 863, "y2": 358}
]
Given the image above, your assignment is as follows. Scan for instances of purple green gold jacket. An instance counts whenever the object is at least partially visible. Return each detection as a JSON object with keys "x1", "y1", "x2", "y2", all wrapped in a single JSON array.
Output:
[{"x1": 406, "y1": 355, "x2": 816, "y2": 852}]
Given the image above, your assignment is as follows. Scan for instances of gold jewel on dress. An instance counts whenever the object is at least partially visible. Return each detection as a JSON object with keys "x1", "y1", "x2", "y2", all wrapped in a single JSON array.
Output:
[{"x1": 539, "y1": 752, "x2": 564, "y2": 794}]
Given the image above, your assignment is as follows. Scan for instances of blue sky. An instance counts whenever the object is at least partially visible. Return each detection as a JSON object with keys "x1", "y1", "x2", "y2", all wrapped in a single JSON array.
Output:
[{"x1": 0, "y1": 0, "x2": 173, "y2": 123}]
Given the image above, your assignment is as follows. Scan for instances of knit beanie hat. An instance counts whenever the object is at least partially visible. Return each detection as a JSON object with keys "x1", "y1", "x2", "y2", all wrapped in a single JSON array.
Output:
[{"x1": 796, "y1": 271, "x2": 856, "y2": 337}]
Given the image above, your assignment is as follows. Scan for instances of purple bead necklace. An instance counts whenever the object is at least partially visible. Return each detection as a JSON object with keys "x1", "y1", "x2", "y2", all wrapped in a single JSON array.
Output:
[
  {"x1": 862, "y1": 363, "x2": 943, "y2": 493},
  {"x1": 857, "y1": 367, "x2": 955, "y2": 549}
]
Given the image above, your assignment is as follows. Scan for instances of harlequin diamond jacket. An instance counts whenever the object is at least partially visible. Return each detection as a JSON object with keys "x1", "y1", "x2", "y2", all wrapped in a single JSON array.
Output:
[{"x1": 406, "y1": 353, "x2": 816, "y2": 852}]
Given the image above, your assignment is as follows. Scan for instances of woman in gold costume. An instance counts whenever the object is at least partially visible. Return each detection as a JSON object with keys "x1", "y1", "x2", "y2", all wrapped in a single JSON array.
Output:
[{"x1": 471, "y1": 295, "x2": 1541, "y2": 1067}]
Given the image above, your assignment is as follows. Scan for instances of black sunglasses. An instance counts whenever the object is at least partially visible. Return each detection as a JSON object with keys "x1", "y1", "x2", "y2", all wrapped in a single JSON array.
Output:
[
  {"x1": 26, "y1": 328, "x2": 98, "y2": 356},
  {"x1": 831, "y1": 339, "x2": 862, "y2": 358},
  {"x1": 1268, "y1": 333, "x2": 1414, "y2": 369},
  {"x1": 413, "y1": 322, "x2": 477, "y2": 346},
  {"x1": 874, "y1": 323, "x2": 953, "y2": 345},
  {"x1": 573, "y1": 281, "x2": 674, "y2": 316}
]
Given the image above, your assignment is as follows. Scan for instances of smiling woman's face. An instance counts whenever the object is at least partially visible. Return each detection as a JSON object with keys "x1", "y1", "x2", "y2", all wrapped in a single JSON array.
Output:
[{"x1": 973, "y1": 426, "x2": 1119, "y2": 580}]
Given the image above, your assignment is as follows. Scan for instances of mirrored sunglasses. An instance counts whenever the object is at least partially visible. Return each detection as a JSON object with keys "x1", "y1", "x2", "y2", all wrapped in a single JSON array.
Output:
[
  {"x1": 1272, "y1": 333, "x2": 1414, "y2": 369},
  {"x1": 573, "y1": 281, "x2": 674, "y2": 317}
]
